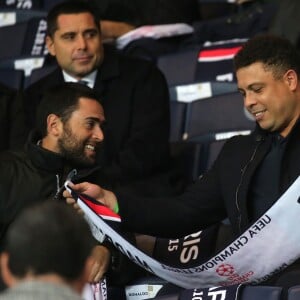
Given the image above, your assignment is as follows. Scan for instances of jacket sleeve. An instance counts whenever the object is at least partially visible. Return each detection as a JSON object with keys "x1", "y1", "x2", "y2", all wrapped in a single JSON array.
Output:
[{"x1": 115, "y1": 157, "x2": 227, "y2": 238}]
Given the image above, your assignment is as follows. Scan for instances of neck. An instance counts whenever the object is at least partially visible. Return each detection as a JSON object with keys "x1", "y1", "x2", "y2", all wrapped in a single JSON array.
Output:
[{"x1": 39, "y1": 137, "x2": 60, "y2": 154}]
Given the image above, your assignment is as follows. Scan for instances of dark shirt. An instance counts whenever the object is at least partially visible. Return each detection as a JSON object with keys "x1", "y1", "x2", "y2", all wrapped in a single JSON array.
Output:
[{"x1": 249, "y1": 133, "x2": 287, "y2": 221}]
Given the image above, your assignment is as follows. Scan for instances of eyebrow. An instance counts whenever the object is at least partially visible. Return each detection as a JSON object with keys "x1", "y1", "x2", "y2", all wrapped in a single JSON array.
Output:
[{"x1": 85, "y1": 117, "x2": 105, "y2": 124}]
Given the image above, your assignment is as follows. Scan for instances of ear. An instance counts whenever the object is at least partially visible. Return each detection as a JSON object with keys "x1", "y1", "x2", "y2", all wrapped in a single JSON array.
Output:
[
  {"x1": 46, "y1": 35, "x2": 56, "y2": 56},
  {"x1": 285, "y1": 69, "x2": 298, "y2": 91},
  {"x1": 0, "y1": 252, "x2": 17, "y2": 287},
  {"x1": 47, "y1": 114, "x2": 63, "y2": 137}
]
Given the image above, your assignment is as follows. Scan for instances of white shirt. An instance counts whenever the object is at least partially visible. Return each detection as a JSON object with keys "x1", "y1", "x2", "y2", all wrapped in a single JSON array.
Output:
[{"x1": 62, "y1": 70, "x2": 97, "y2": 89}]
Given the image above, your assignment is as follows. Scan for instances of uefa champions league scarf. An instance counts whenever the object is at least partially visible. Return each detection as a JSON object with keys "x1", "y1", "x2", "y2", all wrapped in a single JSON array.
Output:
[{"x1": 67, "y1": 175, "x2": 300, "y2": 293}]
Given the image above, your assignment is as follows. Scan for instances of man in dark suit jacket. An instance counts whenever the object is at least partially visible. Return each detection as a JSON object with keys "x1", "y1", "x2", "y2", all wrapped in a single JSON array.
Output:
[{"x1": 23, "y1": 1, "x2": 179, "y2": 195}]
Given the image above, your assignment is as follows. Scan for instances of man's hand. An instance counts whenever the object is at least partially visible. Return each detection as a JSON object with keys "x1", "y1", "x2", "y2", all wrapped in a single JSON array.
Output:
[
  {"x1": 63, "y1": 182, "x2": 118, "y2": 212},
  {"x1": 89, "y1": 245, "x2": 111, "y2": 282}
]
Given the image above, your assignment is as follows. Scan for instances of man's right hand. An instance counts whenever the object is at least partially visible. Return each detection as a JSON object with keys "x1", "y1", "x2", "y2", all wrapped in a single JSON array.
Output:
[{"x1": 63, "y1": 182, "x2": 118, "y2": 213}]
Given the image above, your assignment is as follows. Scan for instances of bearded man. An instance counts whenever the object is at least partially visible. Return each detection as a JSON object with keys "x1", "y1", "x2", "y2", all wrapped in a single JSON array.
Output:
[{"x1": 0, "y1": 82, "x2": 109, "y2": 287}]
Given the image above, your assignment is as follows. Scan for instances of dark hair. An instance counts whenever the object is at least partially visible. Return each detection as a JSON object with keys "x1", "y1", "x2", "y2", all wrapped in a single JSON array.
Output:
[
  {"x1": 36, "y1": 82, "x2": 101, "y2": 138},
  {"x1": 47, "y1": 0, "x2": 101, "y2": 37},
  {"x1": 4, "y1": 201, "x2": 94, "y2": 280},
  {"x1": 234, "y1": 34, "x2": 300, "y2": 79}
]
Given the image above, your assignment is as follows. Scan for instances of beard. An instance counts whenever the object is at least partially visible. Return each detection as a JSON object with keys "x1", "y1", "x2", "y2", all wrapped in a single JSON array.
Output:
[{"x1": 57, "y1": 125, "x2": 96, "y2": 168}]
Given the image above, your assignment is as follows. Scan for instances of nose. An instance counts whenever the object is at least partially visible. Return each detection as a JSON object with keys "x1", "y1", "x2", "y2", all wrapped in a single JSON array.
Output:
[
  {"x1": 243, "y1": 92, "x2": 257, "y2": 110},
  {"x1": 77, "y1": 35, "x2": 87, "y2": 50},
  {"x1": 93, "y1": 125, "x2": 104, "y2": 142}
]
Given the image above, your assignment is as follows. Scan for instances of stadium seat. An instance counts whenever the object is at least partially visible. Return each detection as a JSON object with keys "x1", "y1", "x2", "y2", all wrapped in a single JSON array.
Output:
[
  {"x1": 0, "y1": 9, "x2": 46, "y2": 27},
  {"x1": 157, "y1": 49, "x2": 199, "y2": 86},
  {"x1": 182, "y1": 91, "x2": 255, "y2": 143},
  {"x1": 125, "y1": 276, "x2": 182, "y2": 300},
  {"x1": 0, "y1": 17, "x2": 47, "y2": 61},
  {"x1": 287, "y1": 285, "x2": 300, "y2": 300},
  {"x1": 169, "y1": 101, "x2": 187, "y2": 142},
  {"x1": 241, "y1": 285, "x2": 282, "y2": 300}
]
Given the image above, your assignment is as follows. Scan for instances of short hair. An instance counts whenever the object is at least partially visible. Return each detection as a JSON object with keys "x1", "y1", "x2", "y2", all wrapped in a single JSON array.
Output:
[
  {"x1": 3, "y1": 201, "x2": 94, "y2": 280},
  {"x1": 47, "y1": 0, "x2": 101, "y2": 37},
  {"x1": 234, "y1": 34, "x2": 300, "y2": 79},
  {"x1": 36, "y1": 82, "x2": 101, "y2": 137}
]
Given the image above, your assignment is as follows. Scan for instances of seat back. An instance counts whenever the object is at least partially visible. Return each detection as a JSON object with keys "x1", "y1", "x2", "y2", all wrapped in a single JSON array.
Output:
[
  {"x1": 0, "y1": 17, "x2": 47, "y2": 60},
  {"x1": 125, "y1": 276, "x2": 182, "y2": 300},
  {"x1": 287, "y1": 285, "x2": 300, "y2": 300},
  {"x1": 242, "y1": 285, "x2": 282, "y2": 300},
  {"x1": 157, "y1": 49, "x2": 199, "y2": 86},
  {"x1": 169, "y1": 101, "x2": 187, "y2": 142},
  {"x1": 183, "y1": 91, "x2": 255, "y2": 142}
]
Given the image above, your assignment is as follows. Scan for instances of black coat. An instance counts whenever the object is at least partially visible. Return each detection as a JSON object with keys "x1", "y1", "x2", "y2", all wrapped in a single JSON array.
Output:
[
  {"x1": 0, "y1": 83, "x2": 25, "y2": 152},
  {"x1": 22, "y1": 48, "x2": 175, "y2": 193},
  {"x1": 117, "y1": 121, "x2": 300, "y2": 238},
  {"x1": 0, "y1": 132, "x2": 100, "y2": 251}
]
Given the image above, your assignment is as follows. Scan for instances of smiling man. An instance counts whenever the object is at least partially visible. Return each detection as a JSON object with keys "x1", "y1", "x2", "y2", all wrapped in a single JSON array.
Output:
[
  {"x1": 0, "y1": 82, "x2": 109, "y2": 289},
  {"x1": 65, "y1": 35, "x2": 300, "y2": 291}
]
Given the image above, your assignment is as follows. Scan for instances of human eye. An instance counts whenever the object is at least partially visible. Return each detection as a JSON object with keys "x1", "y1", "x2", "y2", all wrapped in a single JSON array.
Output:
[
  {"x1": 85, "y1": 119, "x2": 96, "y2": 129},
  {"x1": 237, "y1": 89, "x2": 246, "y2": 98},
  {"x1": 61, "y1": 33, "x2": 76, "y2": 40},
  {"x1": 252, "y1": 85, "x2": 263, "y2": 94},
  {"x1": 84, "y1": 29, "x2": 98, "y2": 39}
]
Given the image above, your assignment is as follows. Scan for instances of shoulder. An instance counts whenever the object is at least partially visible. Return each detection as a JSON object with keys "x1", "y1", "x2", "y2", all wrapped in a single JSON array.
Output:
[
  {"x1": 103, "y1": 46, "x2": 164, "y2": 78},
  {"x1": 24, "y1": 68, "x2": 62, "y2": 95},
  {"x1": 0, "y1": 149, "x2": 29, "y2": 171}
]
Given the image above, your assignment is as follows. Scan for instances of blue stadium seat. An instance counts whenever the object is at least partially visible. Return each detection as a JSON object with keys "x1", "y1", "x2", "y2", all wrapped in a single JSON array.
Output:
[
  {"x1": 182, "y1": 91, "x2": 255, "y2": 142},
  {"x1": 0, "y1": 9, "x2": 46, "y2": 27},
  {"x1": 0, "y1": 17, "x2": 47, "y2": 61},
  {"x1": 287, "y1": 285, "x2": 300, "y2": 300},
  {"x1": 241, "y1": 285, "x2": 282, "y2": 300}
]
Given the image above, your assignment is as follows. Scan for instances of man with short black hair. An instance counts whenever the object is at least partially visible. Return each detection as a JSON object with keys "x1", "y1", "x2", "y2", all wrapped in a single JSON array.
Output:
[{"x1": 0, "y1": 201, "x2": 95, "y2": 300}]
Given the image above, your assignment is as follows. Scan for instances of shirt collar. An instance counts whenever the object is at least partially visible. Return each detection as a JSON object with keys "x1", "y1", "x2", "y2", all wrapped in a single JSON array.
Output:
[{"x1": 62, "y1": 70, "x2": 97, "y2": 88}]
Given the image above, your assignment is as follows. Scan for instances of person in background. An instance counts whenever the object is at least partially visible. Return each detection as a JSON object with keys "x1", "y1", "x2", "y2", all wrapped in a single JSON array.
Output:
[{"x1": 0, "y1": 201, "x2": 95, "y2": 300}]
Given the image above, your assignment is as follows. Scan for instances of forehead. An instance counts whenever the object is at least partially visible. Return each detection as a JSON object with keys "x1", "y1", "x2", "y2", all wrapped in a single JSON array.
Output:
[
  {"x1": 56, "y1": 12, "x2": 98, "y2": 32},
  {"x1": 72, "y1": 97, "x2": 104, "y2": 118},
  {"x1": 236, "y1": 62, "x2": 275, "y2": 86}
]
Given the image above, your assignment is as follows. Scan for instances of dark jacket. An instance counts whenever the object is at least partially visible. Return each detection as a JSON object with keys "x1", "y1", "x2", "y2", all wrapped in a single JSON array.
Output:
[
  {"x1": 22, "y1": 47, "x2": 178, "y2": 195},
  {"x1": 0, "y1": 132, "x2": 100, "y2": 251},
  {"x1": 117, "y1": 121, "x2": 300, "y2": 286},
  {"x1": 0, "y1": 83, "x2": 25, "y2": 152},
  {"x1": 117, "y1": 121, "x2": 300, "y2": 237}
]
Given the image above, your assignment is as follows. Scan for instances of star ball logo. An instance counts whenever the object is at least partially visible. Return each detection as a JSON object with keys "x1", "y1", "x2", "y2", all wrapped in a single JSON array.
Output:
[
  {"x1": 216, "y1": 264, "x2": 235, "y2": 276},
  {"x1": 215, "y1": 264, "x2": 254, "y2": 286}
]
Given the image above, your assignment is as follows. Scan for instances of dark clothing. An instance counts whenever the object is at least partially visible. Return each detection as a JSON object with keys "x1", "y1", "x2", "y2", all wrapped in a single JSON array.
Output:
[
  {"x1": 248, "y1": 133, "x2": 287, "y2": 221},
  {"x1": 116, "y1": 121, "x2": 300, "y2": 285},
  {"x1": 22, "y1": 47, "x2": 178, "y2": 195},
  {"x1": 91, "y1": 0, "x2": 200, "y2": 26},
  {"x1": 0, "y1": 132, "x2": 100, "y2": 251},
  {"x1": 118, "y1": 122, "x2": 300, "y2": 236},
  {"x1": 0, "y1": 83, "x2": 25, "y2": 152}
]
